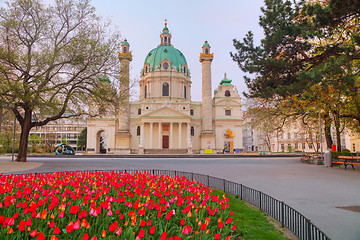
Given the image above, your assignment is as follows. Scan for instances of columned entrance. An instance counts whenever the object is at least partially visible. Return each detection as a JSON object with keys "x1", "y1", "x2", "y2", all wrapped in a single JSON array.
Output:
[
  {"x1": 139, "y1": 121, "x2": 192, "y2": 153},
  {"x1": 224, "y1": 130, "x2": 234, "y2": 153}
]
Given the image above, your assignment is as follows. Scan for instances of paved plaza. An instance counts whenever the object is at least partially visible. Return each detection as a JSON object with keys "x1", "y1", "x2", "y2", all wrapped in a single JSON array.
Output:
[{"x1": 0, "y1": 156, "x2": 359, "y2": 240}]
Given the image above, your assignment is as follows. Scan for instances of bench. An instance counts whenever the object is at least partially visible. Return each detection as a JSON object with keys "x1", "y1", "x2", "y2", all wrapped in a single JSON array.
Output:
[{"x1": 331, "y1": 156, "x2": 360, "y2": 170}]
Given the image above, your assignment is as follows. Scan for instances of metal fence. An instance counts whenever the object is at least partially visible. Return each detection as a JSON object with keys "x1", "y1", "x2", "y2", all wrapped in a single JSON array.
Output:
[{"x1": 7, "y1": 169, "x2": 330, "y2": 240}]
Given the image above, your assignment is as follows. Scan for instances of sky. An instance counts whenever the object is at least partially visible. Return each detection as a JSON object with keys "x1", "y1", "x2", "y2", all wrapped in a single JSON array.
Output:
[
  {"x1": 0, "y1": 0, "x2": 265, "y2": 102},
  {"x1": 90, "y1": 0, "x2": 265, "y2": 101}
]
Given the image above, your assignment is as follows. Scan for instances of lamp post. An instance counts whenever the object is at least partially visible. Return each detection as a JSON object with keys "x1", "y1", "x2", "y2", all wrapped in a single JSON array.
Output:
[
  {"x1": 319, "y1": 112, "x2": 323, "y2": 161},
  {"x1": 12, "y1": 114, "x2": 16, "y2": 162}
]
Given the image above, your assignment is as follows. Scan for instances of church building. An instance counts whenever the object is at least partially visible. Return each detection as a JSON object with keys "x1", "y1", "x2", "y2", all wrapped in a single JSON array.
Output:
[{"x1": 86, "y1": 22, "x2": 244, "y2": 154}]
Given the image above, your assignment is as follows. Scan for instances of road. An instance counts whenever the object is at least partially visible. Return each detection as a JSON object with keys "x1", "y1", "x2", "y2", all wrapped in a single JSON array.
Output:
[{"x1": 0, "y1": 156, "x2": 359, "y2": 240}]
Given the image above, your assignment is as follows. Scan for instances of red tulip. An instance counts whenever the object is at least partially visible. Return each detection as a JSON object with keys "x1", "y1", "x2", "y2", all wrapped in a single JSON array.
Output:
[
  {"x1": 226, "y1": 217, "x2": 232, "y2": 224},
  {"x1": 82, "y1": 233, "x2": 89, "y2": 240},
  {"x1": 138, "y1": 228, "x2": 145, "y2": 238},
  {"x1": 74, "y1": 220, "x2": 80, "y2": 230},
  {"x1": 180, "y1": 218, "x2": 185, "y2": 225},
  {"x1": 90, "y1": 236, "x2": 98, "y2": 240},
  {"x1": 18, "y1": 220, "x2": 26, "y2": 231},
  {"x1": 215, "y1": 233, "x2": 220, "y2": 240},
  {"x1": 218, "y1": 222, "x2": 224, "y2": 229},
  {"x1": 232, "y1": 225, "x2": 237, "y2": 230},
  {"x1": 30, "y1": 229, "x2": 39, "y2": 237},
  {"x1": 70, "y1": 205, "x2": 80, "y2": 214},
  {"x1": 54, "y1": 227, "x2": 60, "y2": 234},
  {"x1": 49, "y1": 220, "x2": 55, "y2": 228},
  {"x1": 115, "y1": 227, "x2": 122, "y2": 235},
  {"x1": 150, "y1": 226, "x2": 155, "y2": 235},
  {"x1": 109, "y1": 221, "x2": 118, "y2": 232},
  {"x1": 36, "y1": 232, "x2": 45, "y2": 240},
  {"x1": 66, "y1": 222, "x2": 74, "y2": 233},
  {"x1": 160, "y1": 232, "x2": 167, "y2": 240}
]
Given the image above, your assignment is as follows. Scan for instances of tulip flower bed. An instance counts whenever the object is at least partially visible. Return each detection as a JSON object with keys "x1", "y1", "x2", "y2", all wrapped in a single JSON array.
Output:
[{"x1": 0, "y1": 171, "x2": 237, "y2": 240}]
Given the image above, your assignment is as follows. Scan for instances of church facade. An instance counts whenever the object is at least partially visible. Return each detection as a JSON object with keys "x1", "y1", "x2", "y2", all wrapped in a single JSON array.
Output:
[{"x1": 86, "y1": 23, "x2": 244, "y2": 154}]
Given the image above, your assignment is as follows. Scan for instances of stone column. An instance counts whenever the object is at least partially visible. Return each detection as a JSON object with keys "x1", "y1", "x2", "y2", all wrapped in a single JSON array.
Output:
[
  {"x1": 170, "y1": 123, "x2": 173, "y2": 149},
  {"x1": 150, "y1": 122, "x2": 153, "y2": 149},
  {"x1": 139, "y1": 122, "x2": 144, "y2": 154},
  {"x1": 179, "y1": 123, "x2": 182, "y2": 149},
  {"x1": 116, "y1": 40, "x2": 133, "y2": 154},
  {"x1": 158, "y1": 122, "x2": 162, "y2": 149}
]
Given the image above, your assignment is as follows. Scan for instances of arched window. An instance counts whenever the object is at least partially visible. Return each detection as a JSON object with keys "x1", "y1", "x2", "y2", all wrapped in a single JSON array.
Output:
[
  {"x1": 183, "y1": 67, "x2": 186, "y2": 73},
  {"x1": 145, "y1": 66, "x2": 148, "y2": 73},
  {"x1": 123, "y1": 47, "x2": 127, "y2": 53},
  {"x1": 184, "y1": 86, "x2": 187, "y2": 99},
  {"x1": 162, "y1": 82, "x2": 169, "y2": 96},
  {"x1": 225, "y1": 90, "x2": 230, "y2": 97},
  {"x1": 144, "y1": 85, "x2": 147, "y2": 98},
  {"x1": 205, "y1": 48, "x2": 209, "y2": 54},
  {"x1": 164, "y1": 36, "x2": 167, "y2": 43}
]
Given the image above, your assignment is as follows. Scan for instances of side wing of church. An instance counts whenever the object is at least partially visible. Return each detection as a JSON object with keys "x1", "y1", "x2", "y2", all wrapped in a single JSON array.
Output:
[{"x1": 87, "y1": 22, "x2": 244, "y2": 154}]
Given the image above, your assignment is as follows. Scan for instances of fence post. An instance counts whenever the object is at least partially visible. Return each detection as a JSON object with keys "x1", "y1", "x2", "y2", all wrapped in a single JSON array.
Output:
[
  {"x1": 207, "y1": 175, "x2": 210, "y2": 186},
  {"x1": 306, "y1": 218, "x2": 311, "y2": 240},
  {"x1": 240, "y1": 184, "x2": 243, "y2": 200},
  {"x1": 174, "y1": 170, "x2": 177, "y2": 177},
  {"x1": 223, "y1": 179, "x2": 226, "y2": 191},
  {"x1": 259, "y1": 191, "x2": 262, "y2": 210},
  {"x1": 281, "y1": 201, "x2": 284, "y2": 227},
  {"x1": 191, "y1": 172, "x2": 194, "y2": 181}
]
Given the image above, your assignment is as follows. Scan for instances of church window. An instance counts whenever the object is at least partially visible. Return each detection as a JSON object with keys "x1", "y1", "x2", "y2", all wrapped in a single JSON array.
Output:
[
  {"x1": 162, "y1": 82, "x2": 169, "y2": 96},
  {"x1": 191, "y1": 126, "x2": 194, "y2": 136},
  {"x1": 295, "y1": 143, "x2": 298, "y2": 149},
  {"x1": 190, "y1": 109, "x2": 194, "y2": 115},
  {"x1": 184, "y1": 86, "x2": 186, "y2": 99},
  {"x1": 137, "y1": 126, "x2": 140, "y2": 136},
  {"x1": 163, "y1": 62, "x2": 169, "y2": 70},
  {"x1": 183, "y1": 67, "x2": 186, "y2": 73},
  {"x1": 309, "y1": 143, "x2": 313, "y2": 149},
  {"x1": 145, "y1": 66, "x2": 148, "y2": 73},
  {"x1": 138, "y1": 109, "x2": 141, "y2": 115},
  {"x1": 225, "y1": 110, "x2": 231, "y2": 116},
  {"x1": 123, "y1": 47, "x2": 127, "y2": 53},
  {"x1": 164, "y1": 36, "x2": 167, "y2": 43},
  {"x1": 205, "y1": 48, "x2": 209, "y2": 54},
  {"x1": 145, "y1": 85, "x2": 147, "y2": 98},
  {"x1": 225, "y1": 90, "x2": 230, "y2": 97},
  {"x1": 302, "y1": 143, "x2": 306, "y2": 149}
]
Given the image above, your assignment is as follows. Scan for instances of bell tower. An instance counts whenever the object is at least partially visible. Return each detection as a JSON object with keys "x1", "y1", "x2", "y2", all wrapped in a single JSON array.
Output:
[
  {"x1": 199, "y1": 41, "x2": 216, "y2": 152},
  {"x1": 115, "y1": 39, "x2": 133, "y2": 154}
]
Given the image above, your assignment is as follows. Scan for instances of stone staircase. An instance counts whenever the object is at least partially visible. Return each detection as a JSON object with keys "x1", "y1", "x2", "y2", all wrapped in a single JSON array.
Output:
[{"x1": 144, "y1": 149, "x2": 188, "y2": 154}]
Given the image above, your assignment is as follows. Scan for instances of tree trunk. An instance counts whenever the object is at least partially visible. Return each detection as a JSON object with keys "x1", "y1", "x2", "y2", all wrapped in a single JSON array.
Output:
[
  {"x1": 324, "y1": 114, "x2": 333, "y2": 149},
  {"x1": 335, "y1": 124, "x2": 341, "y2": 152},
  {"x1": 16, "y1": 112, "x2": 32, "y2": 162}
]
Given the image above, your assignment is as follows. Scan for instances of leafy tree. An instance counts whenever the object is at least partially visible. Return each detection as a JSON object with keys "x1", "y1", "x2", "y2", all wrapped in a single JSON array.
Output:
[
  {"x1": 77, "y1": 127, "x2": 87, "y2": 151},
  {"x1": 231, "y1": 0, "x2": 360, "y2": 151},
  {"x1": 0, "y1": 0, "x2": 123, "y2": 161}
]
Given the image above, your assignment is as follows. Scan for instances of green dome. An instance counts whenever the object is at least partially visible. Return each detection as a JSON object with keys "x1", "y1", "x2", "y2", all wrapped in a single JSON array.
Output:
[
  {"x1": 99, "y1": 76, "x2": 111, "y2": 84},
  {"x1": 220, "y1": 74, "x2": 233, "y2": 86},
  {"x1": 122, "y1": 39, "x2": 130, "y2": 46},
  {"x1": 143, "y1": 45, "x2": 188, "y2": 75}
]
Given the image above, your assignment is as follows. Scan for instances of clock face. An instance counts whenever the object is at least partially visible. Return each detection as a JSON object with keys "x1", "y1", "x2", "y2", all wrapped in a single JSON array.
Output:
[{"x1": 163, "y1": 62, "x2": 169, "y2": 70}]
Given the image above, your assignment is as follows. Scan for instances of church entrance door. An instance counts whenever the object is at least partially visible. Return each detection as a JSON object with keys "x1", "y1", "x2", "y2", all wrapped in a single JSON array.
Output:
[{"x1": 162, "y1": 135, "x2": 169, "y2": 149}]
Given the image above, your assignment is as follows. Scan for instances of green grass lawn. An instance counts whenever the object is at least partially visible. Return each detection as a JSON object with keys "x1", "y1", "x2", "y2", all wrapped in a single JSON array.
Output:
[{"x1": 212, "y1": 189, "x2": 289, "y2": 240}]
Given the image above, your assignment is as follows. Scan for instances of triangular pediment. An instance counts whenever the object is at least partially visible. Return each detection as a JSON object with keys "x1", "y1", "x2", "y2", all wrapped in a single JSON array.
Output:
[{"x1": 141, "y1": 106, "x2": 190, "y2": 119}]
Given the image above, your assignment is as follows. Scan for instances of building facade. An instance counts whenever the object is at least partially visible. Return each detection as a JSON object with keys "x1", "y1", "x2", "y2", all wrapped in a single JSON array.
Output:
[{"x1": 86, "y1": 23, "x2": 244, "y2": 154}]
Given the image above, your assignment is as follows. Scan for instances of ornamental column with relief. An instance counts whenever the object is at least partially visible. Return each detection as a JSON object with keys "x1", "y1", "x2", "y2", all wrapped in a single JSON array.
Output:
[
  {"x1": 199, "y1": 41, "x2": 216, "y2": 153},
  {"x1": 115, "y1": 39, "x2": 133, "y2": 154},
  {"x1": 187, "y1": 123, "x2": 193, "y2": 154}
]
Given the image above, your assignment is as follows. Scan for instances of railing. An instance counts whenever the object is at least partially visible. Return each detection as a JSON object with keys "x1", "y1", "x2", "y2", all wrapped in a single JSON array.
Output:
[{"x1": 7, "y1": 169, "x2": 330, "y2": 240}]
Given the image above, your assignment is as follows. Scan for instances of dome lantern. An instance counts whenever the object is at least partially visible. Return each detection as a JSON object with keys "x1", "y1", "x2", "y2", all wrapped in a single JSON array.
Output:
[{"x1": 160, "y1": 19, "x2": 172, "y2": 46}]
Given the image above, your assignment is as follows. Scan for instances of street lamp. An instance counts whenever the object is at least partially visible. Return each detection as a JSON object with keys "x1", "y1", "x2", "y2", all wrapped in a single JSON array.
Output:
[{"x1": 319, "y1": 112, "x2": 323, "y2": 161}]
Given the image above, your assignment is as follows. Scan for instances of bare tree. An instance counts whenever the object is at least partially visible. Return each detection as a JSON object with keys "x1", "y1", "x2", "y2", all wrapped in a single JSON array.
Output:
[{"x1": 0, "y1": 0, "x2": 123, "y2": 161}]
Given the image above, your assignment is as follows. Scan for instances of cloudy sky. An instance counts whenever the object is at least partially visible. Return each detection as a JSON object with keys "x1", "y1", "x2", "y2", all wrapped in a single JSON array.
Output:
[{"x1": 1, "y1": 0, "x2": 265, "y2": 101}]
